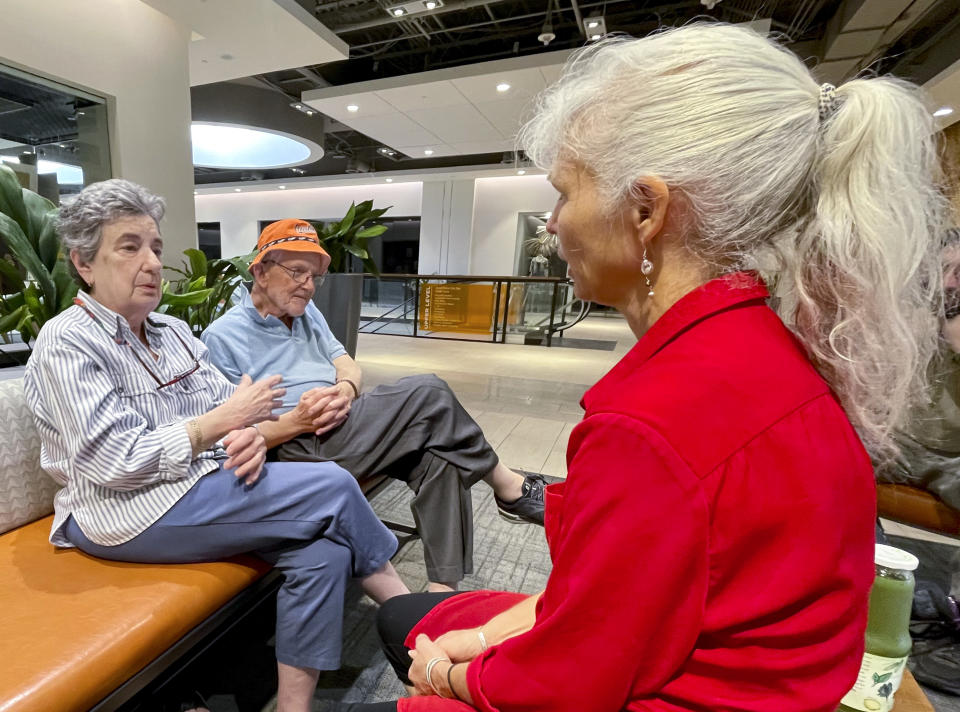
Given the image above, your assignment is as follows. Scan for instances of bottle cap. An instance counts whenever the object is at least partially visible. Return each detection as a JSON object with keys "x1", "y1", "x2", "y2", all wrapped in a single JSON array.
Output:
[{"x1": 875, "y1": 544, "x2": 919, "y2": 571}]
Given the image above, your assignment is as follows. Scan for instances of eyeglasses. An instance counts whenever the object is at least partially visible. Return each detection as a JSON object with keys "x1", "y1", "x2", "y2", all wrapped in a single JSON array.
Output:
[
  {"x1": 264, "y1": 260, "x2": 326, "y2": 287},
  {"x1": 74, "y1": 298, "x2": 200, "y2": 390}
]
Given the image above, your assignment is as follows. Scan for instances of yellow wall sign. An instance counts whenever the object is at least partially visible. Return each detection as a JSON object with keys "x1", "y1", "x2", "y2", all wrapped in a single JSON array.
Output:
[{"x1": 419, "y1": 283, "x2": 496, "y2": 334}]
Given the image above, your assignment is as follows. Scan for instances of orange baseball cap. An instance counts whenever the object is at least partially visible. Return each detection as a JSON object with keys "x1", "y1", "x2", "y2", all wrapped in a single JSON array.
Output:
[{"x1": 251, "y1": 218, "x2": 331, "y2": 273}]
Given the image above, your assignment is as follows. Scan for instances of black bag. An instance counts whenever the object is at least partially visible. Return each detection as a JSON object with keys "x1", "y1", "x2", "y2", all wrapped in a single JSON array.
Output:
[{"x1": 910, "y1": 579, "x2": 960, "y2": 696}]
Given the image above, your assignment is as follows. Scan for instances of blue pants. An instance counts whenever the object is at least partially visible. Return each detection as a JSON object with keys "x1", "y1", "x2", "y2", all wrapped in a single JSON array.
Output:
[{"x1": 64, "y1": 460, "x2": 398, "y2": 670}]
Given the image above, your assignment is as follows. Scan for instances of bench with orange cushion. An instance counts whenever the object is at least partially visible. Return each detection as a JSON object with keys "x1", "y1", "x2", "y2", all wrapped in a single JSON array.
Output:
[
  {"x1": 877, "y1": 483, "x2": 960, "y2": 536},
  {"x1": 0, "y1": 378, "x2": 401, "y2": 712}
]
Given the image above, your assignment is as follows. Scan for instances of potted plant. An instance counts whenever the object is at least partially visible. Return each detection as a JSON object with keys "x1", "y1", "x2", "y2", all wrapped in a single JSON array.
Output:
[
  {"x1": 158, "y1": 248, "x2": 254, "y2": 335},
  {"x1": 311, "y1": 200, "x2": 390, "y2": 357},
  {"x1": 0, "y1": 164, "x2": 75, "y2": 364}
]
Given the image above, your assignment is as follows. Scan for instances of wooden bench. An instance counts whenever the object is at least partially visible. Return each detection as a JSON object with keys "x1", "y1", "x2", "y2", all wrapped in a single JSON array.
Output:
[{"x1": 0, "y1": 377, "x2": 408, "y2": 712}]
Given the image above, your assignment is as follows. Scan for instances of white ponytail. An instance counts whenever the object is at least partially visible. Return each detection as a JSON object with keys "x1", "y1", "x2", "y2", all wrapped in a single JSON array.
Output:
[{"x1": 520, "y1": 23, "x2": 947, "y2": 462}]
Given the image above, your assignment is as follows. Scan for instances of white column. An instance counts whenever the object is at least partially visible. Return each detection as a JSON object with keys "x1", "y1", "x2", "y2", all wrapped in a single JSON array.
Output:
[{"x1": 419, "y1": 179, "x2": 475, "y2": 275}]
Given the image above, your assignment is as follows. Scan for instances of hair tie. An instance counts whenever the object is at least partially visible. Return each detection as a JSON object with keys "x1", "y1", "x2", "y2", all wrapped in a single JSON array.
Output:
[{"x1": 818, "y1": 83, "x2": 840, "y2": 122}]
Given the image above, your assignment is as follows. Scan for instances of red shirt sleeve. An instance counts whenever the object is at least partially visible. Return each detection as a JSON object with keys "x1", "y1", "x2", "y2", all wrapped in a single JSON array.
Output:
[{"x1": 466, "y1": 413, "x2": 711, "y2": 712}]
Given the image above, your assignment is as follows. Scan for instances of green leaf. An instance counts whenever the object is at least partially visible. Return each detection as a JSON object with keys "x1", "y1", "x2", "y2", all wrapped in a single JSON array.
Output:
[
  {"x1": 355, "y1": 224, "x2": 387, "y2": 239},
  {"x1": 362, "y1": 257, "x2": 380, "y2": 277},
  {"x1": 0, "y1": 304, "x2": 27, "y2": 332},
  {"x1": 36, "y1": 210, "x2": 60, "y2": 270},
  {"x1": 187, "y1": 276, "x2": 207, "y2": 292},
  {"x1": 872, "y1": 672, "x2": 892, "y2": 684},
  {"x1": 0, "y1": 258, "x2": 25, "y2": 294},
  {"x1": 337, "y1": 202, "x2": 357, "y2": 236},
  {"x1": 0, "y1": 212, "x2": 56, "y2": 311},
  {"x1": 344, "y1": 244, "x2": 368, "y2": 259},
  {"x1": 160, "y1": 288, "x2": 214, "y2": 308},
  {"x1": 0, "y1": 164, "x2": 29, "y2": 238},
  {"x1": 184, "y1": 248, "x2": 208, "y2": 279},
  {"x1": 22, "y1": 189, "x2": 56, "y2": 254},
  {"x1": 366, "y1": 206, "x2": 392, "y2": 220}
]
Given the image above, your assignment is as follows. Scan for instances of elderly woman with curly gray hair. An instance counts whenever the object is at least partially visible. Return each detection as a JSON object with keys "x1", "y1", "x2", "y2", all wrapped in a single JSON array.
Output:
[
  {"x1": 23, "y1": 178, "x2": 410, "y2": 712},
  {"x1": 334, "y1": 22, "x2": 948, "y2": 712}
]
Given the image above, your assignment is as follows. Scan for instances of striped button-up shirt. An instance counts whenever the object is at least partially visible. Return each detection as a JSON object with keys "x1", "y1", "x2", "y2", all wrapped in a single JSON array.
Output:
[{"x1": 23, "y1": 292, "x2": 236, "y2": 547}]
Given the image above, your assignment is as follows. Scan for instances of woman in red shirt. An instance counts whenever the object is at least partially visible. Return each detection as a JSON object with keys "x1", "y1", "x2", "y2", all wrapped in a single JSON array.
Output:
[{"x1": 333, "y1": 22, "x2": 947, "y2": 712}]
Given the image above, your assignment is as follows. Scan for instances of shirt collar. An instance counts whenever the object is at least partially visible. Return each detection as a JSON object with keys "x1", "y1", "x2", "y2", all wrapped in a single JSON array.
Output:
[
  {"x1": 74, "y1": 290, "x2": 164, "y2": 342},
  {"x1": 584, "y1": 271, "x2": 769, "y2": 405},
  {"x1": 240, "y1": 282, "x2": 298, "y2": 328}
]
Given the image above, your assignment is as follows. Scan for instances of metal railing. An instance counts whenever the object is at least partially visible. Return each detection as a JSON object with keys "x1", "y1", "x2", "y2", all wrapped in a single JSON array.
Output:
[{"x1": 359, "y1": 273, "x2": 586, "y2": 346}]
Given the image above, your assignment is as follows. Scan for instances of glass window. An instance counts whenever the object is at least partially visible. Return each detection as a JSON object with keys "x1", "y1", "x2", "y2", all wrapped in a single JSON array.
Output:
[{"x1": 0, "y1": 63, "x2": 111, "y2": 205}]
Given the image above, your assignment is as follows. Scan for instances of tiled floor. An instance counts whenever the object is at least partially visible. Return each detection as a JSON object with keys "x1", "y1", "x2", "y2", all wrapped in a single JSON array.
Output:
[{"x1": 356, "y1": 314, "x2": 634, "y2": 479}]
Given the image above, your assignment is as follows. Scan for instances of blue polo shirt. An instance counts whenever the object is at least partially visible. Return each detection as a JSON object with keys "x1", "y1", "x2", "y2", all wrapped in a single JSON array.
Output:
[{"x1": 202, "y1": 286, "x2": 346, "y2": 413}]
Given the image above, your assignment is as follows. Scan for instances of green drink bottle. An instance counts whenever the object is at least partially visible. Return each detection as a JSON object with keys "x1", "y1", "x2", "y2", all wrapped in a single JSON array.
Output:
[{"x1": 839, "y1": 544, "x2": 919, "y2": 712}]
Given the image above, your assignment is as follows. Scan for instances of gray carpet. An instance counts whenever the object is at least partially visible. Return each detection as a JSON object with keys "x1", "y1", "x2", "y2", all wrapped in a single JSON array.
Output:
[{"x1": 311, "y1": 477, "x2": 553, "y2": 708}]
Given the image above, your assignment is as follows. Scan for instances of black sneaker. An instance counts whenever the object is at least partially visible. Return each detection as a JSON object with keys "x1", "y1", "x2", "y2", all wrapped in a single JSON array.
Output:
[{"x1": 495, "y1": 472, "x2": 546, "y2": 526}]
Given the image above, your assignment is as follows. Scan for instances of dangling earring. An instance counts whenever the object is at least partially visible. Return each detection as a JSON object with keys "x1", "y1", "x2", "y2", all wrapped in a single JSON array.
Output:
[{"x1": 641, "y1": 246, "x2": 654, "y2": 297}]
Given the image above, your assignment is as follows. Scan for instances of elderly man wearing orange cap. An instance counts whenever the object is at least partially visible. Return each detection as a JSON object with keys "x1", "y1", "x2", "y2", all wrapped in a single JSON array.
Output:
[{"x1": 203, "y1": 219, "x2": 545, "y2": 592}]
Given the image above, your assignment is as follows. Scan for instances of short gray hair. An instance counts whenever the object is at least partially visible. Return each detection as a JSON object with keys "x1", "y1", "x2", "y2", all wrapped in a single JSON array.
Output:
[{"x1": 58, "y1": 179, "x2": 166, "y2": 285}]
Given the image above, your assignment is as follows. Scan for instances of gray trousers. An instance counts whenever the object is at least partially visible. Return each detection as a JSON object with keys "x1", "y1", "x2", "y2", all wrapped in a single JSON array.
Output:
[
  {"x1": 63, "y1": 460, "x2": 398, "y2": 671},
  {"x1": 276, "y1": 374, "x2": 499, "y2": 583}
]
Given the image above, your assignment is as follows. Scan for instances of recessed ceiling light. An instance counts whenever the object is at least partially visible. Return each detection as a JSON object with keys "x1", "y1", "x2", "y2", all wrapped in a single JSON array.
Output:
[
  {"x1": 347, "y1": 104, "x2": 359, "y2": 112},
  {"x1": 517, "y1": 169, "x2": 526, "y2": 175},
  {"x1": 191, "y1": 123, "x2": 321, "y2": 169},
  {"x1": 305, "y1": 110, "x2": 314, "y2": 116},
  {"x1": 496, "y1": 82, "x2": 511, "y2": 93},
  {"x1": 392, "y1": 7, "x2": 405, "y2": 16},
  {"x1": 425, "y1": 1, "x2": 437, "y2": 8},
  {"x1": 234, "y1": 188, "x2": 242, "y2": 192},
  {"x1": 934, "y1": 107, "x2": 954, "y2": 117},
  {"x1": 278, "y1": 185, "x2": 287, "y2": 189},
  {"x1": 423, "y1": 149, "x2": 434, "y2": 155},
  {"x1": 295, "y1": 104, "x2": 303, "y2": 110},
  {"x1": 590, "y1": 32, "x2": 602, "y2": 40},
  {"x1": 586, "y1": 20, "x2": 599, "y2": 28},
  {"x1": 386, "y1": 178, "x2": 393, "y2": 182}
]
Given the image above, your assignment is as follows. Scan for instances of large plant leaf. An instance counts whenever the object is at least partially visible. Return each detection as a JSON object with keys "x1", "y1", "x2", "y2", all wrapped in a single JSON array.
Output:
[
  {"x1": 0, "y1": 304, "x2": 27, "y2": 333},
  {"x1": 36, "y1": 210, "x2": 60, "y2": 270},
  {"x1": 0, "y1": 257, "x2": 25, "y2": 294},
  {"x1": 0, "y1": 212, "x2": 56, "y2": 312},
  {"x1": 51, "y1": 260, "x2": 78, "y2": 312},
  {"x1": 336, "y1": 202, "x2": 357, "y2": 236},
  {"x1": 184, "y1": 248, "x2": 207, "y2": 280},
  {"x1": 0, "y1": 164, "x2": 29, "y2": 238},
  {"x1": 160, "y1": 288, "x2": 214, "y2": 308},
  {"x1": 355, "y1": 224, "x2": 388, "y2": 239},
  {"x1": 22, "y1": 189, "x2": 56, "y2": 255},
  {"x1": 344, "y1": 244, "x2": 369, "y2": 259}
]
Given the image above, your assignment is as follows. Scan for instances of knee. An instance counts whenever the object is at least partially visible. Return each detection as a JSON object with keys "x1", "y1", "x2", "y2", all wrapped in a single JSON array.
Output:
[{"x1": 377, "y1": 594, "x2": 417, "y2": 649}]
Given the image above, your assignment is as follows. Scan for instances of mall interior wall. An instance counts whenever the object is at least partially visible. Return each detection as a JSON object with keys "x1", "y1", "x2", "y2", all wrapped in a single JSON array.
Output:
[
  {"x1": 0, "y1": 0, "x2": 197, "y2": 259},
  {"x1": 195, "y1": 182, "x2": 424, "y2": 258},
  {"x1": 196, "y1": 173, "x2": 556, "y2": 276}
]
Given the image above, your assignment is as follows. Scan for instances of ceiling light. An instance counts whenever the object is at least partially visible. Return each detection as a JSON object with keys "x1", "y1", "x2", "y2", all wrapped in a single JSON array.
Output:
[
  {"x1": 934, "y1": 107, "x2": 954, "y2": 117},
  {"x1": 278, "y1": 185, "x2": 287, "y2": 189},
  {"x1": 294, "y1": 104, "x2": 303, "y2": 110},
  {"x1": 391, "y1": 6, "x2": 406, "y2": 16},
  {"x1": 305, "y1": 110, "x2": 314, "y2": 116},
  {"x1": 291, "y1": 167, "x2": 306, "y2": 174},
  {"x1": 496, "y1": 82, "x2": 511, "y2": 93},
  {"x1": 423, "y1": 149, "x2": 434, "y2": 155},
  {"x1": 378, "y1": 147, "x2": 396, "y2": 156},
  {"x1": 386, "y1": 178, "x2": 393, "y2": 182},
  {"x1": 425, "y1": 1, "x2": 438, "y2": 8},
  {"x1": 347, "y1": 104, "x2": 359, "y2": 112},
  {"x1": 517, "y1": 169, "x2": 526, "y2": 175},
  {"x1": 234, "y1": 188, "x2": 242, "y2": 192},
  {"x1": 584, "y1": 15, "x2": 606, "y2": 39},
  {"x1": 191, "y1": 123, "x2": 322, "y2": 169}
]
